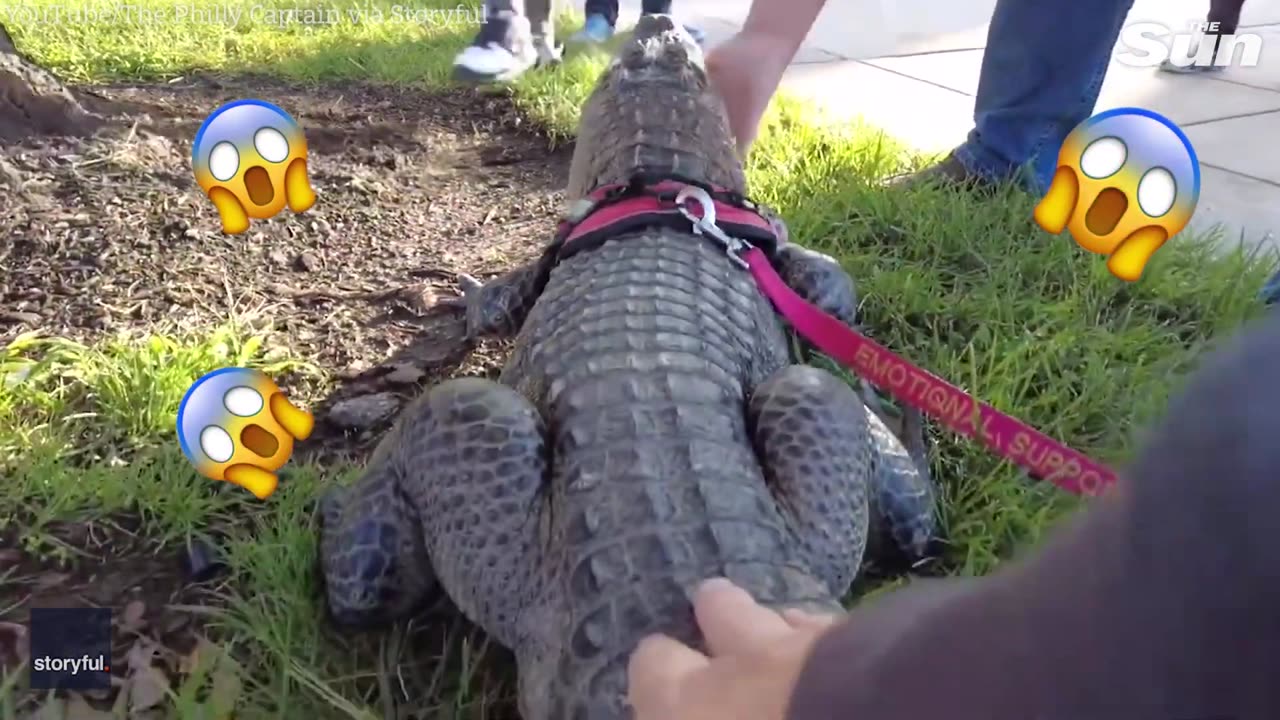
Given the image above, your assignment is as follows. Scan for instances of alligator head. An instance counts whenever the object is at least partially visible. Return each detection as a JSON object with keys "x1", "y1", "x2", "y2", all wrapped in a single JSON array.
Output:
[{"x1": 566, "y1": 13, "x2": 748, "y2": 200}]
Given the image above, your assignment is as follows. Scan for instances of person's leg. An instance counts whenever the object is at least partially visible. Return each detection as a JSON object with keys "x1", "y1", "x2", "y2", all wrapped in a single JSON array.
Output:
[
  {"x1": 573, "y1": 0, "x2": 706, "y2": 46},
  {"x1": 453, "y1": 0, "x2": 560, "y2": 83},
  {"x1": 1207, "y1": 0, "x2": 1247, "y2": 61},
  {"x1": 1208, "y1": 0, "x2": 1246, "y2": 34},
  {"x1": 890, "y1": 0, "x2": 1136, "y2": 194},
  {"x1": 526, "y1": 0, "x2": 559, "y2": 54},
  {"x1": 586, "y1": 0, "x2": 619, "y2": 25},
  {"x1": 1160, "y1": 0, "x2": 1246, "y2": 74},
  {"x1": 571, "y1": 0, "x2": 619, "y2": 44}
]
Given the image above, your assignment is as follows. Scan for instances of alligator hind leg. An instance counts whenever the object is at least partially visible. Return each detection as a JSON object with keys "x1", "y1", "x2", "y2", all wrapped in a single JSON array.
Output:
[
  {"x1": 864, "y1": 405, "x2": 939, "y2": 563},
  {"x1": 320, "y1": 378, "x2": 550, "y2": 648},
  {"x1": 772, "y1": 241, "x2": 939, "y2": 563},
  {"x1": 748, "y1": 364, "x2": 872, "y2": 597},
  {"x1": 319, "y1": 447, "x2": 435, "y2": 627}
]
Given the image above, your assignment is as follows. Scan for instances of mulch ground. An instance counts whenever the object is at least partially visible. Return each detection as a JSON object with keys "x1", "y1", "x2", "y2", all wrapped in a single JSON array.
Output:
[
  {"x1": 1, "y1": 72, "x2": 575, "y2": 444},
  {"x1": 0, "y1": 73, "x2": 573, "y2": 714}
]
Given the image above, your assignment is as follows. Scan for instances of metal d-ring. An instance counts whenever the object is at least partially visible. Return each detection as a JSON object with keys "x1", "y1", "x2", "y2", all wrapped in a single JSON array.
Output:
[
  {"x1": 675, "y1": 184, "x2": 717, "y2": 229},
  {"x1": 675, "y1": 185, "x2": 750, "y2": 268}
]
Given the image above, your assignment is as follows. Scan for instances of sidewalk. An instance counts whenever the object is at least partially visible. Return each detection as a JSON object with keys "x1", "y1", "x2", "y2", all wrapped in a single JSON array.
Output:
[{"x1": 599, "y1": 0, "x2": 1280, "y2": 256}]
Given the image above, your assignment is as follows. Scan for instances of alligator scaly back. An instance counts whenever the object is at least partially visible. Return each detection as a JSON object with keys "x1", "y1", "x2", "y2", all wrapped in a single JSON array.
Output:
[{"x1": 319, "y1": 15, "x2": 936, "y2": 720}]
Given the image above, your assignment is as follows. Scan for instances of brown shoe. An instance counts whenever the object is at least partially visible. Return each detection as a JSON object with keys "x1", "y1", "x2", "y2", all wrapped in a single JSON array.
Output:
[{"x1": 882, "y1": 152, "x2": 999, "y2": 192}]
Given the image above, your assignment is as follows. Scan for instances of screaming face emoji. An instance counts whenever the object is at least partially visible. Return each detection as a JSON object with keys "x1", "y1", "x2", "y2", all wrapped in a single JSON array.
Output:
[
  {"x1": 1034, "y1": 107, "x2": 1200, "y2": 282},
  {"x1": 176, "y1": 367, "x2": 314, "y2": 500},
  {"x1": 192, "y1": 99, "x2": 317, "y2": 235}
]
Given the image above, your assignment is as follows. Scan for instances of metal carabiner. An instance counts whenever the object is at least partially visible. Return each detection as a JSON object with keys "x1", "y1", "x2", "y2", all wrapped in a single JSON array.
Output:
[
  {"x1": 675, "y1": 184, "x2": 718, "y2": 228},
  {"x1": 674, "y1": 185, "x2": 750, "y2": 268}
]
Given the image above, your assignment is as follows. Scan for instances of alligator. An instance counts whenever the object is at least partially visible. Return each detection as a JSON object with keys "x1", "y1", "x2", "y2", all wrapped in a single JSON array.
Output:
[{"x1": 319, "y1": 16, "x2": 937, "y2": 719}]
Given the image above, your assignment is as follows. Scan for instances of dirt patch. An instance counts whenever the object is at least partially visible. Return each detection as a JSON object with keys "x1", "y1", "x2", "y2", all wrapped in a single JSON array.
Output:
[
  {"x1": 1, "y1": 73, "x2": 573, "y2": 714},
  {"x1": 1, "y1": 72, "x2": 574, "y2": 446},
  {"x1": 0, "y1": 29, "x2": 105, "y2": 141},
  {"x1": 0, "y1": 516, "x2": 213, "y2": 710}
]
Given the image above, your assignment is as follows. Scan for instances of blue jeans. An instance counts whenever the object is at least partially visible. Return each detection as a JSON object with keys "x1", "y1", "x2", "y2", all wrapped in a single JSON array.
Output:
[
  {"x1": 952, "y1": 0, "x2": 1136, "y2": 194},
  {"x1": 583, "y1": 0, "x2": 670, "y2": 26}
]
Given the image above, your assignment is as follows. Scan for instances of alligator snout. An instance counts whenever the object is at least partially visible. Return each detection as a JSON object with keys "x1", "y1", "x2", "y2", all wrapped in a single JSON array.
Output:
[
  {"x1": 631, "y1": 12, "x2": 680, "y2": 40},
  {"x1": 627, "y1": 13, "x2": 704, "y2": 68}
]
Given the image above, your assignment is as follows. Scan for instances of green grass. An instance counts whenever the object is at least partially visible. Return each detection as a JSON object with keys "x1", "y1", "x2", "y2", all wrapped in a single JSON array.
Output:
[{"x1": 2, "y1": 0, "x2": 1276, "y2": 716}]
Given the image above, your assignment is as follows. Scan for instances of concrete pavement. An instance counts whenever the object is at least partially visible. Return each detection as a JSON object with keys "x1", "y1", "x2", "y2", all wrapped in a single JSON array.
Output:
[{"x1": 594, "y1": 0, "x2": 1280, "y2": 255}]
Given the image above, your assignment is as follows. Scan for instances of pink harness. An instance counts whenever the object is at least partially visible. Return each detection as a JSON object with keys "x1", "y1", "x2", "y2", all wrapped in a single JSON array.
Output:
[{"x1": 557, "y1": 178, "x2": 1118, "y2": 496}]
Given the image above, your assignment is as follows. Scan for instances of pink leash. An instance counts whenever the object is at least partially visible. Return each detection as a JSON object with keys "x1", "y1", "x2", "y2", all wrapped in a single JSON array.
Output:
[
  {"x1": 742, "y1": 246, "x2": 1116, "y2": 495},
  {"x1": 561, "y1": 180, "x2": 1119, "y2": 496}
]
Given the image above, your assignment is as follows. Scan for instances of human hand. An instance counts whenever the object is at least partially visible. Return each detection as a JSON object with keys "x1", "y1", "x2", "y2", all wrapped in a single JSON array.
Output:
[
  {"x1": 626, "y1": 578, "x2": 841, "y2": 720},
  {"x1": 705, "y1": 30, "x2": 796, "y2": 154}
]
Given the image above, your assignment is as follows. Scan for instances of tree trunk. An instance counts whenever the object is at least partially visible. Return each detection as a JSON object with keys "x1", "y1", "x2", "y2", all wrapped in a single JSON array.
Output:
[{"x1": 0, "y1": 21, "x2": 102, "y2": 142}]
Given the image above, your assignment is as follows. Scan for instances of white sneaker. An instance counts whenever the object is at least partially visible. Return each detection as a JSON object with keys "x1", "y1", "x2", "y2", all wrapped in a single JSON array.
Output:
[
  {"x1": 453, "y1": 14, "x2": 539, "y2": 83},
  {"x1": 1157, "y1": 43, "x2": 1225, "y2": 74}
]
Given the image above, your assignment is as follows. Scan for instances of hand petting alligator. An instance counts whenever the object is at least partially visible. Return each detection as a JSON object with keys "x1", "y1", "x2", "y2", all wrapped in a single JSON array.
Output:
[{"x1": 319, "y1": 15, "x2": 938, "y2": 719}]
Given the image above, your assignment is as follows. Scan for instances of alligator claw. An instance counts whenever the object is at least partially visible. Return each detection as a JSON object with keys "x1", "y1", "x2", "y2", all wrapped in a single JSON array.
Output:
[
  {"x1": 861, "y1": 381, "x2": 901, "y2": 434},
  {"x1": 457, "y1": 273, "x2": 484, "y2": 293},
  {"x1": 436, "y1": 274, "x2": 483, "y2": 310}
]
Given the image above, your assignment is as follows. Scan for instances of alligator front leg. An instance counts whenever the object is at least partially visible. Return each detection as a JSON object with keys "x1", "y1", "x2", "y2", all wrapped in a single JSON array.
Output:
[
  {"x1": 444, "y1": 250, "x2": 557, "y2": 340},
  {"x1": 748, "y1": 365, "x2": 873, "y2": 597},
  {"x1": 320, "y1": 378, "x2": 551, "y2": 650},
  {"x1": 771, "y1": 242, "x2": 939, "y2": 564},
  {"x1": 772, "y1": 243, "x2": 859, "y2": 327}
]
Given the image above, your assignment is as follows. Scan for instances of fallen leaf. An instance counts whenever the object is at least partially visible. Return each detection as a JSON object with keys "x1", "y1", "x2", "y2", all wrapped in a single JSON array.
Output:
[
  {"x1": 0, "y1": 621, "x2": 29, "y2": 670},
  {"x1": 326, "y1": 392, "x2": 400, "y2": 429},
  {"x1": 126, "y1": 641, "x2": 155, "y2": 671},
  {"x1": 295, "y1": 251, "x2": 321, "y2": 272},
  {"x1": 178, "y1": 636, "x2": 217, "y2": 676},
  {"x1": 119, "y1": 600, "x2": 146, "y2": 633},
  {"x1": 80, "y1": 686, "x2": 113, "y2": 701},
  {"x1": 34, "y1": 572, "x2": 71, "y2": 590},
  {"x1": 0, "y1": 311, "x2": 42, "y2": 325},
  {"x1": 32, "y1": 694, "x2": 64, "y2": 720},
  {"x1": 127, "y1": 666, "x2": 170, "y2": 714},
  {"x1": 384, "y1": 364, "x2": 424, "y2": 385},
  {"x1": 175, "y1": 638, "x2": 241, "y2": 719},
  {"x1": 57, "y1": 522, "x2": 89, "y2": 546},
  {"x1": 65, "y1": 693, "x2": 115, "y2": 720},
  {"x1": 111, "y1": 677, "x2": 130, "y2": 716},
  {"x1": 160, "y1": 612, "x2": 190, "y2": 636},
  {"x1": 208, "y1": 651, "x2": 242, "y2": 720}
]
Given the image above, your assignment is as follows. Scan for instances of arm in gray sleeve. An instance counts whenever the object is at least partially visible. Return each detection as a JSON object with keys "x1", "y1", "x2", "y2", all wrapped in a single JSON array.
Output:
[{"x1": 788, "y1": 311, "x2": 1280, "y2": 720}]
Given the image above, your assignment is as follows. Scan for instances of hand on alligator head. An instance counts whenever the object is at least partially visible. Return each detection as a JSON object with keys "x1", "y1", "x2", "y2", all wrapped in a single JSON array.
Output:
[{"x1": 705, "y1": 30, "x2": 797, "y2": 154}]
